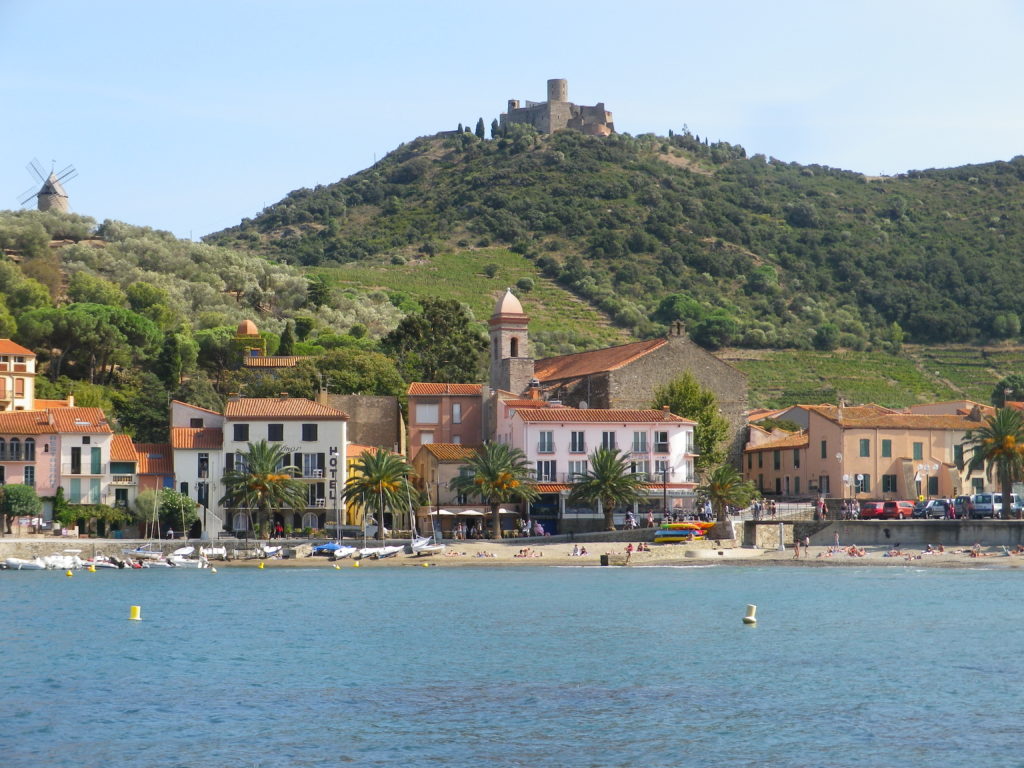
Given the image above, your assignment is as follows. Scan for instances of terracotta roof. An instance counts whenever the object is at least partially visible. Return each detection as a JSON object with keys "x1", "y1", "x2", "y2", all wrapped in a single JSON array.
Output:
[
  {"x1": 236, "y1": 319, "x2": 259, "y2": 336},
  {"x1": 110, "y1": 434, "x2": 137, "y2": 462},
  {"x1": 0, "y1": 410, "x2": 54, "y2": 435},
  {"x1": 808, "y1": 404, "x2": 978, "y2": 430},
  {"x1": 407, "y1": 383, "x2": 481, "y2": 396},
  {"x1": 511, "y1": 407, "x2": 695, "y2": 425},
  {"x1": 33, "y1": 398, "x2": 72, "y2": 409},
  {"x1": 171, "y1": 400, "x2": 223, "y2": 416},
  {"x1": 492, "y1": 288, "x2": 524, "y2": 317},
  {"x1": 745, "y1": 432, "x2": 810, "y2": 451},
  {"x1": 225, "y1": 397, "x2": 348, "y2": 420},
  {"x1": 242, "y1": 356, "x2": 306, "y2": 368},
  {"x1": 171, "y1": 427, "x2": 223, "y2": 450},
  {"x1": 49, "y1": 407, "x2": 112, "y2": 434},
  {"x1": 533, "y1": 338, "x2": 667, "y2": 382},
  {"x1": 135, "y1": 443, "x2": 173, "y2": 475},
  {"x1": 0, "y1": 340, "x2": 34, "y2": 356},
  {"x1": 420, "y1": 443, "x2": 478, "y2": 461}
]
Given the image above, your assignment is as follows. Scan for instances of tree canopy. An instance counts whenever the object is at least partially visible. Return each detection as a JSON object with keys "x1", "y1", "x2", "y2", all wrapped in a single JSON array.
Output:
[
  {"x1": 381, "y1": 297, "x2": 487, "y2": 383},
  {"x1": 651, "y1": 373, "x2": 730, "y2": 473}
]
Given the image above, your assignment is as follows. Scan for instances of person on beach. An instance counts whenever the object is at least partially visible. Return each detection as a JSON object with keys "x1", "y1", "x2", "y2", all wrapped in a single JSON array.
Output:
[
  {"x1": 579, "y1": 546, "x2": 588, "y2": 556},
  {"x1": 793, "y1": 538, "x2": 800, "y2": 559},
  {"x1": 803, "y1": 536, "x2": 810, "y2": 557}
]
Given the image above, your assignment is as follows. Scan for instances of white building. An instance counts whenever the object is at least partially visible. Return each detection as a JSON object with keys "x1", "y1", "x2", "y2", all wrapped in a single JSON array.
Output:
[
  {"x1": 494, "y1": 394, "x2": 698, "y2": 531},
  {"x1": 171, "y1": 396, "x2": 349, "y2": 535}
]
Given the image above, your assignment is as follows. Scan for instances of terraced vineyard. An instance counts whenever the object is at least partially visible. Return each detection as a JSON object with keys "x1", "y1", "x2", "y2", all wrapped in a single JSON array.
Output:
[
  {"x1": 314, "y1": 248, "x2": 630, "y2": 357},
  {"x1": 909, "y1": 345, "x2": 1023, "y2": 403},
  {"x1": 726, "y1": 349, "x2": 962, "y2": 409}
]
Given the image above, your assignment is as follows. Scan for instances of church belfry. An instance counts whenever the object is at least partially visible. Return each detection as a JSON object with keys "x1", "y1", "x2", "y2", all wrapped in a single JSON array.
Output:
[{"x1": 488, "y1": 288, "x2": 534, "y2": 394}]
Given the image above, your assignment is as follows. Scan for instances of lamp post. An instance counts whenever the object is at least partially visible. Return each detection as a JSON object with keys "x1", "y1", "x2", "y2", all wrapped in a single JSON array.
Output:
[
  {"x1": 917, "y1": 462, "x2": 939, "y2": 500},
  {"x1": 835, "y1": 452, "x2": 845, "y2": 501}
]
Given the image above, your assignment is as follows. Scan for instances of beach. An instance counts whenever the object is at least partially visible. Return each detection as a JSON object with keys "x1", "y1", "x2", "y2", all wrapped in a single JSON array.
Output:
[{"x1": 214, "y1": 538, "x2": 1024, "y2": 569}]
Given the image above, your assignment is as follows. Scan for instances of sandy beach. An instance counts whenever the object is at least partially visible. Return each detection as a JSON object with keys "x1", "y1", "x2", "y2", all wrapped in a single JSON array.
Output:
[{"x1": 215, "y1": 539, "x2": 1024, "y2": 569}]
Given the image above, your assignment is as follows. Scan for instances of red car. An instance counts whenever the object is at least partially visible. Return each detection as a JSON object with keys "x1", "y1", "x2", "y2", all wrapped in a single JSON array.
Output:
[
  {"x1": 859, "y1": 501, "x2": 885, "y2": 519},
  {"x1": 881, "y1": 500, "x2": 914, "y2": 520}
]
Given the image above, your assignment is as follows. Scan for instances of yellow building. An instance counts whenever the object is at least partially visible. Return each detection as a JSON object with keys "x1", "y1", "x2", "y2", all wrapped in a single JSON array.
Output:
[{"x1": 744, "y1": 403, "x2": 992, "y2": 501}]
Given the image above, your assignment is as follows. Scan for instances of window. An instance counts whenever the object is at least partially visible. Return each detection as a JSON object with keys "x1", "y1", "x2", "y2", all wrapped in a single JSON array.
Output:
[
  {"x1": 794, "y1": 477, "x2": 800, "y2": 494},
  {"x1": 954, "y1": 444, "x2": 964, "y2": 468},
  {"x1": 180, "y1": 482, "x2": 189, "y2": 496},
  {"x1": 793, "y1": 449, "x2": 800, "y2": 469},
  {"x1": 858, "y1": 474, "x2": 872, "y2": 493},
  {"x1": 632, "y1": 431, "x2": 648, "y2": 453},
  {"x1": 23, "y1": 466, "x2": 34, "y2": 487},
  {"x1": 570, "y1": 431, "x2": 586, "y2": 453},
  {"x1": 568, "y1": 460, "x2": 588, "y2": 479},
  {"x1": 452, "y1": 435, "x2": 462, "y2": 444},
  {"x1": 819, "y1": 475, "x2": 830, "y2": 495},
  {"x1": 747, "y1": 453, "x2": 752, "y2": 470},
  {"x1": 70, "y1": 446, "x2": 81, "y2": 474},
  {"x1": 655, "y1": 458, "x2": 669, "y2": 476},
  {"x1": 820, "y1": 440, "x2": 827, "y2": 459},
  {"x1": 420, "y1": 431, "x2": 434, "y2": 445},
  {"x1": 758, "y1": 452, "x2": 763, "y2": 469},
  {"x1": 225, "y1": 453, "x2": 234, "y2": 472},
  {"x1": 859, "y1": 439, "x2": 870, "y2": 458},
  {"x1": 197, "y1": 482, "x2": 209, "y2": 506},
  {"x1": 268, "y1": 423, "x2": 284, "y2": 442},
  {"x1": 415, "y1": 403, "x2": 439, "y2": 424},
  {"x1": 69, "y1": 478, "x2": 81, "y2": 504},
  {"x1": 14, "y1": 378, "x2": 24, "y2": 397},
  {"x1": 630, "y1": 460, "x2": 649, "y2": 478},
  {"x1": 654, "y1": 431, "x2": 669, "y2": 452},
  {"x1": 882, "y1": 474, "x2": 898, "y2": 493},
  {"x1": 913, "y1": 442, "x2": 923, "y2": 460},
  {"x1": 538, "y1": 431, "x2": 554, "y2": 453},
  {"x1": 301, "y1": 423, "x2": 318, "y2": 441},
  {"x1": 9, "y1": 438, "x2": 20, "y2": 461},
  {"x1": 602, "y1": 431, "x2": 617, "y2": 450},
  {"x1": 198, "y1": 453, "x2": 209, "y2": 479},
  {"x1": 89, "y1": 478, "x2": 101, "y2": 504},
  {"x1": 91, "y1": 447, "x2": 101, "y2": 475},
  {"x1": 452, "y1": 403, "x2": 462, "y2": 424},
  {"x1": 302, "y1": 453, "x2": 325, "y2": 478},
  {"x1": 536, "y1": 460, "x2": 556, "y2": 481},
  {"x1": 233, "y1": 424, "x2": 249, "y2": 442},
  {"x1": 189, "y1": 417, "x2": 204, "y2": 428},
  {"x1": 928, "y1": 476, "x2": 939, "y2": 496},
  {"x1": 881, "y1": 439, "x2": 892, "y2": 458},
  {"x1": 773, "y1": 450, "x2": 781, "y2": 471},
  {"x1": 82, "y1": 436, "x2": 90, "y2": 445}
]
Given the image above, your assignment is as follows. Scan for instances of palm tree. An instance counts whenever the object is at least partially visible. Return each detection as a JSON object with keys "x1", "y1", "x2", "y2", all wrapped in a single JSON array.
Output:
[
  {"x1": 962, "y1": 408, "x2": 1024, "y2": 519},
  {"x1": 699, "y1": 464, "x2": 757, "y2": 523},
  {"x1": 568, "y1": 448, "x2": 648, "y2": 531},
  {"x1": 450, "y1": 442, "x2": 539, "y2": 539},
  {"x1": 219, "y1": 440, "x2": 308, "y2": 537},
  {"x1": 344, "y1": 448, "x2": 417, "y2": 540}
]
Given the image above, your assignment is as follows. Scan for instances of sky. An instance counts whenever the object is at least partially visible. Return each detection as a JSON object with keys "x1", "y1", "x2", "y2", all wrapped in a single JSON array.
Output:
[{"x1": 3, "y1": 0, "x2": 1024, "y2": 240}]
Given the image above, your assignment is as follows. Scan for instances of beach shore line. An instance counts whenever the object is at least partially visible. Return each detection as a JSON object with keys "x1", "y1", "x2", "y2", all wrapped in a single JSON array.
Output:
[{"x1": 214, "y1": 539, "x2": 1024, "y2": 569}]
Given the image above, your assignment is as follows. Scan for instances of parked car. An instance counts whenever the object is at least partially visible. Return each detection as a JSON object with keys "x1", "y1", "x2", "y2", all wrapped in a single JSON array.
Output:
[
  {"x1": 881, "y1": 500, "x2": 914, "y2": 519},
  {"x1": 858, "y1": 501, "x2": 886, "y2": 520},
  {"x1": 912, "y1": 499, "x2": 951, "y2": 519},
  {"x1": 969, "y1": 493, "x2": 1000, "y2": 519}
]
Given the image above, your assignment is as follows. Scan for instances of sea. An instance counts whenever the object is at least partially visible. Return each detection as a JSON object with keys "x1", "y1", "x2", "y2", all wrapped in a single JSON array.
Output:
[{"x1": 2, "y1": 563, "x2": 1023, "y2": 768}]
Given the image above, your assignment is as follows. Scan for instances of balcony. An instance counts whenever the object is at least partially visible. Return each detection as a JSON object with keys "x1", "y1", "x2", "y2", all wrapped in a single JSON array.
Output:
[
  {"x1": 111, "y1": 475, "x2": 136, "y2": 485},
  {"x1": 536, "y1": 443, "x2": 555, "y2": 454},
  {"x1": 568, "y1": 443, "x2": 587, "y2": 454},
  {"x1": 653, "y1": 443, "x2": 669, "y2": 453}
]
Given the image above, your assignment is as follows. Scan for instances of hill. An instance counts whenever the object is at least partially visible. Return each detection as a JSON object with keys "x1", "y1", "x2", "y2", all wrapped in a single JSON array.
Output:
[{"x1": 207, "y1": 127, "x2": 1024, "y2": 352}]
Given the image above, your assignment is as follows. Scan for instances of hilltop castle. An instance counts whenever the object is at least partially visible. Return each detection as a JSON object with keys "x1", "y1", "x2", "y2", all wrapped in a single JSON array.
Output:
[{"x1": 500, "y1": 78, "x2": 614, "y2": 136}]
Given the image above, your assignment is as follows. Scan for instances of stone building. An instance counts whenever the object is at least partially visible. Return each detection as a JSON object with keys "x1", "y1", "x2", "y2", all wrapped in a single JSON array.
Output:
[
  {"x1": 500, "y1": 78, "x2": 614, "y2": 136},
  {"x1": 486, "y1": 290, "x2": 748, "y2": 460}
]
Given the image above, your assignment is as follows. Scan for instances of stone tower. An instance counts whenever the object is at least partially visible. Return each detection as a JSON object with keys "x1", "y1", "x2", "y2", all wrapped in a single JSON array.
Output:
[
  {"x1": 547, "y1": 78, "x2": 568, "y2": 102},
  {"x1": 488, "y1": 288, "x2": 534, "y2": 395},
  {"x1": 37, "y1": 173, "x2": 70, "y2": 213}
]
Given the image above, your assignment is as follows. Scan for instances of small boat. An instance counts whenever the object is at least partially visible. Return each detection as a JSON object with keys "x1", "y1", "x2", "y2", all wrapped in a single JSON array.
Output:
[
  {"x1": 167, "y1": 545, "x2": 209, "y2": 569},
  {"x1": 409, "y1": 537, "x2": 446, "y2": 556},
  {"x1": 312, "y1": 541, "x2": 356, "y2": 559},
  {"x1": 3, "y1": 556, "x2": 47, "y2": 570},
  {"x1": 43, "y1": 550, "x2": 85, "y2": 570},
  {"x1": 356, "y1": 545, "x2": 404, "y2": 560},
  {"x1": 199, "y1": 545, "x2": 228, "y2": 561},
  {"x1": 122, "y1": 543, "x2": 166, "y2": 560}
]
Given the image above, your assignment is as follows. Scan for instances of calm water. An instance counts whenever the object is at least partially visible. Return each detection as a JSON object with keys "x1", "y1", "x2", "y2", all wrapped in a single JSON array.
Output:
[{"x1": 2, "y1": 563, "x2": 1023, "y2": 768}]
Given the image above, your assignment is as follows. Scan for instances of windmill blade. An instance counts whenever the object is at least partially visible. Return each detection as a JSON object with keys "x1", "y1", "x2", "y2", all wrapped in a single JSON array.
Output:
[
  {"x1": 27, "y1": 158, "x2": 45, "y2": 182},
  {"x1": 55, "y1": 165, "x2": 78, "y2": 184},
  {"x1": 18, "y1": 185, "x2": 39, "y2": 206}
]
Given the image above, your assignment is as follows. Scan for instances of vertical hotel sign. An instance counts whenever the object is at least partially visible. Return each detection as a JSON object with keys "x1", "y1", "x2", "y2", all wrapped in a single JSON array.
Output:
[{"x1": 328, "y1": 446, "x2": 340, "y2": 526}]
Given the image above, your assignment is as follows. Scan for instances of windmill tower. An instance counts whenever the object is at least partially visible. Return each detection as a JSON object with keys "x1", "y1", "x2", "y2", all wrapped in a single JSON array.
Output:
[{"x1": 19, "y1": 158, "x2": 78, "y2": 212}]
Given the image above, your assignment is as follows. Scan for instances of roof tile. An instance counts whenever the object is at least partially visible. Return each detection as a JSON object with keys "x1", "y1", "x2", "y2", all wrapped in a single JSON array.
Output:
[
  {"x1": 171, "y1": 427, "x2": 223, "y2": 450},
  {"x1": 0, "y1": 340, "x2": 35, "y2": 355},
  {"x1": 110, "y1": 434, "x2": 137, "y2": 462},
  {"x1": 0, "y1": 410, "x2": 54, "y2": 435},
  {"x1": 224, "y1": 397, "x2": 348, "y2": 420},
  {"x1": 533, "y1": 338, "x2": 667, "y2": 382},
  {"x1": 48, "y1": 407, "x2": 112, "y2": 434},
  {"x1": 407, "y1": 383, "x2": 481, "y2": 396},
  {"x1": 512, "y1": 407, "x2": 695, "y2": 424},
  {"x1": 135, "y1": 443, "x2": 173, "y2": 475},
  {"x1": 421, "y1": 443, "x2": 479, "y2": 461}
]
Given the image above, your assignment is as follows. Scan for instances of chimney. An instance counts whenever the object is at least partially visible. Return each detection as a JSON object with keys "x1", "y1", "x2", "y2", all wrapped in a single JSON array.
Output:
[
  {"x1": 661, "y1": 405, "x2": 672, "y2": 420},
  {"x1": 227, "y1": 393, "x2": 241, "y2": 402},
  {"x1": 279, "y1": 392, "x2": 289, "y2": 399},
  {"x1": 67, "y1": 394, "x2": 75, "y2": 407}
]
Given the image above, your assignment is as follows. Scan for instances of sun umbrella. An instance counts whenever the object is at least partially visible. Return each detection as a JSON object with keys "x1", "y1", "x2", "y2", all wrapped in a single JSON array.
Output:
[{"x1": 457, "y1": 510, "x2": 485, "y2": 516}]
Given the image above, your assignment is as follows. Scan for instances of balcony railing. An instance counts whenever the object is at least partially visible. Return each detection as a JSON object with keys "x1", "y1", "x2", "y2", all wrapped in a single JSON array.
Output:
[
  {"x1": 111, "y1": 475, "x2": 135, "y2": 485},
  {"x1": 568, "y1": 442, "x2": 587, "y2": 454},
  {"x1": 536, "y1": 443, "x2": 555, "y2": 454}
]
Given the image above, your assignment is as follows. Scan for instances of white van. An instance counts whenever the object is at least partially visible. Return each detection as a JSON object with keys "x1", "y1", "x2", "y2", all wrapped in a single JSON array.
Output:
[{"x1": 969, "y1": 492, "x2": 1019, "y2": 519}]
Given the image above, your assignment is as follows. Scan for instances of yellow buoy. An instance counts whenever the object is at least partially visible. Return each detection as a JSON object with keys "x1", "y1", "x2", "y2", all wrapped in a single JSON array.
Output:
[
  {"x1": 333, "y1": 564, "x2": 340, "y2": 570},
  {"x1": 743, "y1": 604, "x2": 757, "y2": 625},
  {"x1": 421, "y1": 562, "x2": 429, "y2": 567},
  {"x1": 258, "y1": 561, "x2": 265, "y2": 569},
  {"x1": 353, "y1": 561, "x2": 360, "y2": 568},
  {"x1": 88, "y1": 565, "x2": 96, "y2": 573},
  {"x1": 129, "y1": 605, "x2": 142, "y2": 621},
  {"x1": 65, "y1": 570, "x2": 73, "y2": 577}
]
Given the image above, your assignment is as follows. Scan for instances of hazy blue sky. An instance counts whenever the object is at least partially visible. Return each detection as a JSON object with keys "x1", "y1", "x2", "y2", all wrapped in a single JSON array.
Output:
[{"x1": 3, "y1": 0, "x2": 1022, "y2": 239}]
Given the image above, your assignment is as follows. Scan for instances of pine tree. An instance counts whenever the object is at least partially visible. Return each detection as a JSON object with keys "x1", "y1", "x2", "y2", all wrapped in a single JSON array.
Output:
[
  {"x1": 475, "y1": 118, "x2": 485, "y2": 139},
  {"x1": 490, "y1": 119, "x2": 499, "y2": 139}
]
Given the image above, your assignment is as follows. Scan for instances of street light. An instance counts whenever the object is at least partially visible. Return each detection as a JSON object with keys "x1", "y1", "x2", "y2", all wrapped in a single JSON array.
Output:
[{"x1": 916, "y1": 462, "x2": 939, "y2": 500}]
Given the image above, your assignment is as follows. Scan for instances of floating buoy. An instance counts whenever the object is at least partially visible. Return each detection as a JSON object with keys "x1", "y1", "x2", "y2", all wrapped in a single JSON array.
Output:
[
  {"x1": 129, "y1": 605, "x2": 142, "y2": 621},
  {"x1": 421, "y1": 562, "x2": 429, "y2": 567},
  {"x1": 210, "y1": 567, "x2": 217, "y2": 573},
  {"x1": 258, "y1": 561, "x2": 265, "y2": 569},
  {"x1": 743, "y1": 604, "x2": 757, "y2": 625},
  {"x1": 333, "y1": 564, "x2": 340, "y2": 570},
  {"x1": 353, "y1": 561, "x2": 360, "y2": 568},
  {"x1": 88, "y1": 565, "x2": 96, "y2": 573},
  {"x1": 65, "y1": 570, "x2": 73, "y2": 577}
]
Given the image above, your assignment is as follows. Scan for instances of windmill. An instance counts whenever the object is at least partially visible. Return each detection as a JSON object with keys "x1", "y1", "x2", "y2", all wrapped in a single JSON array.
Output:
[{"x1": 18, "y1": 158, "x2": 78, "y2": 212}]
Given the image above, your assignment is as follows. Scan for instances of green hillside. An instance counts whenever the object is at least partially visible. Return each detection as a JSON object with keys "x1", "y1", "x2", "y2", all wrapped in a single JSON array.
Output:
[{"x1": 208, "y1": 127, "x2": 1024, "y2": 353}]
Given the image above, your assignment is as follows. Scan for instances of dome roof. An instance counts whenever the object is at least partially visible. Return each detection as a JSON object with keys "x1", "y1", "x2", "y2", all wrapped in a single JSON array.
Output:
[
  {"x1": 236, "y1": 319, "x2": 259, "y2": 336},
  {"x1": 492, "y1": 288, "x2": 524, "y2": 317}
]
